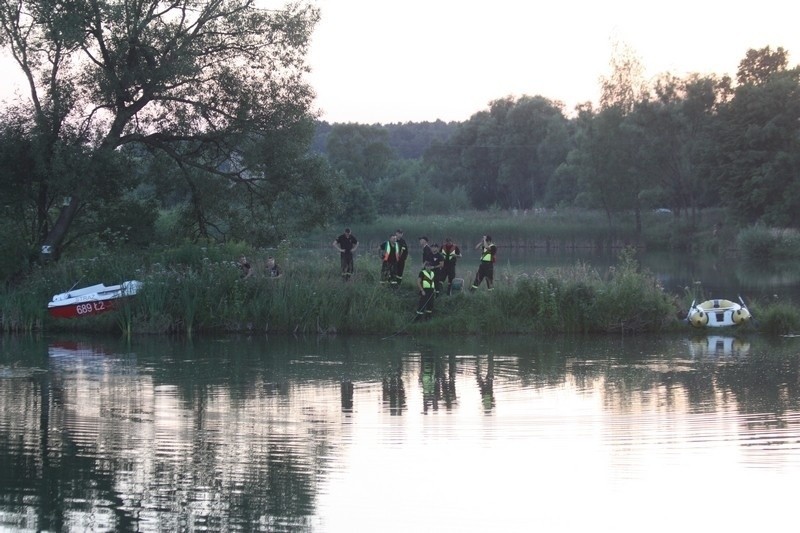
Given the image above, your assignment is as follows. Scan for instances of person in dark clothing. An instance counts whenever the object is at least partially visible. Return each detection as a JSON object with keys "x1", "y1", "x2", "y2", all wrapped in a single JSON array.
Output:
[
  {"x1": 441, "y1": 237, "x2": 462, "y2": 294},
  {"x1": 419, "y1": 236, "x2": 434, "y2": 267},
  {"x1": 379, "y1": 234, "x2": 401, "y2": 286},
  {"x1": 266, "y1": 256, "x2": 281, "y2": 278},
  {"x1": 238, "y1": 255, "x2": 253, "y2": 278},
  {"x1": 333, "y1": 228, "x2": 359, "y2": 280},
  {"x1": 470, "y1": 235, "x2": 497, "y2": 291},
  {"x1": 394, "y1": 229, "x2": 409, "y2": 285},
  {"x1": 430, "y1": 242, "x2": 445, "y2": 295},
  {"x1": 416, "y1": 261, "x2": 435, "y2": 319}
]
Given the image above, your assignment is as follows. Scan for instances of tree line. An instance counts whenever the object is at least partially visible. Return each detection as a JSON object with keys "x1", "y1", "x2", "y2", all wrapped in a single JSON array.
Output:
[
  {"x1": 322, "y1": 45, "x2": 800, "y2": 234},
  {"x1": 0, "y1": 0, "x2": 797, "y2": 284}
]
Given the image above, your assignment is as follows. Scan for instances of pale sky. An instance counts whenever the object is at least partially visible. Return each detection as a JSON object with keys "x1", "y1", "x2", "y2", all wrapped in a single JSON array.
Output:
[
  {"x1": 307, "y1": 0, "x2": 800, "y2": 124},
  {"x1": 1, "y1": 0, "x2": 798, "y2": 125}
]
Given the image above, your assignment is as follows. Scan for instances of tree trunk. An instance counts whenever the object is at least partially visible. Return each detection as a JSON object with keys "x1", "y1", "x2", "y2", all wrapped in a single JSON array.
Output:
[{"x1": 39, "y1": 195, "x2": 80, "y2": 262}]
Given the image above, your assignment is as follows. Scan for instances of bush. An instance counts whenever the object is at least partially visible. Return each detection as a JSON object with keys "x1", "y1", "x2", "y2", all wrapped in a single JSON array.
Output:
[
  {"x1": 0, "y1": 220, "x2": 31, "y2": 285},
  {"x1": 755, "y1": 302, "x2": 800, "y2": 335},
  {"x1": 737, "y1": 226, "x2": 800, "y2": 262}
]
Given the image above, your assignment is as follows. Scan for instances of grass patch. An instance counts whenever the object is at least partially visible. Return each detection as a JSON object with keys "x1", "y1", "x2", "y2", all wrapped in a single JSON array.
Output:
[{"x1": 3, "y1": 243, "x2": 683, "y2": 336}]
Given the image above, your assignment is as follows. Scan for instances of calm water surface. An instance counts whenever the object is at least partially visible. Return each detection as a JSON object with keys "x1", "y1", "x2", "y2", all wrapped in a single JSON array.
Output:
[{"x1": 2, "y1": 333, "x2": 800, "y2": 532}]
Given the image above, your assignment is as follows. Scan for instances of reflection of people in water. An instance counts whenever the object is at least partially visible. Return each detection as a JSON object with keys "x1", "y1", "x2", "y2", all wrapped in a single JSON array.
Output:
[
  {"x1": 441, "y1": 354, "x2": 457, "y2": 410},
  {"x1": 341, "y1": 348, "x2": 355, "y2": 413},
  {"x1": 341, "y1": 380, "x2": 354, "y2": 412},
  {"x1": 421, "y1": 352, "x2": 445, "y2": 414},
  {"x1": 382, "y1": 356, "x2": 406, "y2": 415},
  {"x1": 476, "y1": 354, "x2": 495, "y2": 413}
]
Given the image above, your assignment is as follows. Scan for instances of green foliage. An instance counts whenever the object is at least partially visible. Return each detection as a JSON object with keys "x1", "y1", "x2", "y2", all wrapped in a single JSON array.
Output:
[
  {"x1": 737, "y1": 46, "x2": 790, "y2": 85},
  {"x1": 594, "y1": 248, "x2": 674, "y2": 333},
  {"x1": 326, "y1": 124, "x2": 394, "y2": 182},
  {"x1": 97, "y1": 196, "x2": 158, "y2": 247},
  {"x1": 329, "y1": 210, "x2": 635, "y2": 251},
  {"x1": 0, "y1": 219, "x2": 32, "y2": 284},
  {"x1": 713, "y1": 55, "x2": 800, "y2": 226},
  {"x1": 2, "y1": 242, "x2": 680, "y2": 335},
  {"x1": 572, "y1": 106, "x2": 644, "y2": 221},
  {"x1": 754, "y1": 302, "x2": 800, "y2": 335},
  {"x1": 0, "y1": 0, "x2": 323, "y2": 255},
  {"x1": 422, "y1": 95, "x2": 570, "y2": 210},
  {"x1": 336, "y1": 176, "x2": 377, "y2": 224},
  {"x1": 313, "y1": 120, "x2": 459, "y2": 160},
  {"x1": 736, "y1": 226, "x2": 800, "y2": 262}
]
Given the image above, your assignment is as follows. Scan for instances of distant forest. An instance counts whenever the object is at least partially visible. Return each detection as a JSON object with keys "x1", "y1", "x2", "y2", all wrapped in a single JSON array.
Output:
[
  {"x1": 309, "y1": 45, "x2": 800, "y2": 234},
  {"x1": 311, "y1": 120, "x2": 460, "y2": 159}
]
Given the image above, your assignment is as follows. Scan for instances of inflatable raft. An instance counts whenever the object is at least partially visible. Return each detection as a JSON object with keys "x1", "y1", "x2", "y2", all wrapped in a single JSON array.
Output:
[{"x1": 686, "y1": 298, "x2": 752, "y2": 328}]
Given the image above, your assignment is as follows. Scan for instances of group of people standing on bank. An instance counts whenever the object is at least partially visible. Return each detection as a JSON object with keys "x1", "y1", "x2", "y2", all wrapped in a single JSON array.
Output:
[{"x1": 333, "y1": 228, "x2": 498, "y2": 320}]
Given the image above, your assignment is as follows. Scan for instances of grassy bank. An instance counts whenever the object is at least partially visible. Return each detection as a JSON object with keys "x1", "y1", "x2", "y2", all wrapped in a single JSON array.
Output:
[
  {"x1": 4, "y1": 209, "x2": 800, "y2": 336},
  {"x1": 312, "y1": 210, "x2": 638, "y2": 251},
  {"x1": 1, "y1": 244, "x2": 697, "y2": 336},
  {"x1": 311, "y1": 208, "x2": 737, "y2": 253}
]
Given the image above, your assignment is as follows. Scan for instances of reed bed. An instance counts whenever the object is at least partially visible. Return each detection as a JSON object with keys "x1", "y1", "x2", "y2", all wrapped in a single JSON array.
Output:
[
  {"x1": 5, "y1": 229, "x2": 800, "y2": 335},
  {"x1": 313, "y1": 209, "x2": 639, "y2": 251},
  {"x1": 2, "y1": 244, "x2": 693, "y2": 336}
]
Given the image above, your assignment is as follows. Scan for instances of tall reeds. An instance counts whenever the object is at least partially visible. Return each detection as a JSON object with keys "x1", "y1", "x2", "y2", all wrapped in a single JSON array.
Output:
[
  {"x1": 0, "y1": 245, "x2": 684, "y2": 336},
  {"x1": 12, "y1": 236, "x2": 800, "y2": 336},
  {"x1": 315, "y1": 209, "x2": 636, "y2": 251}
]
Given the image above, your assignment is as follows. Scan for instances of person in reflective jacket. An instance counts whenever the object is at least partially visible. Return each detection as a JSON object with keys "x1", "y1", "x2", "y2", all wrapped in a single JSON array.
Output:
[
  {"x1": 379, "y1": 234, "x2": 401, "y2": 286},
  {"x1": 470, "y1": 235, "x2": 496, "y2": 291},
  {"x1": 416, "y1": 262, "x2": 435, "y2": 319}
]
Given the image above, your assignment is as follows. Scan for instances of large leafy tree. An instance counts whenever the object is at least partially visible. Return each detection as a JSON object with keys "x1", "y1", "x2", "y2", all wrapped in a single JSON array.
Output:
[
  {"x1": 570, "y1": 104, "x2": 636, "y2": 224},
  {"x1": 713, "y1": 47, "x2": 800, "y2": 226},
  {"x1": 0, "y1": 0, "x2": 325, "y2": 258},
  {"x1": 633, "y1": 73, "x2": 731, "y2": 219},
  {"x1": 326, "y1": 124, "x2": 394, "y2": 184},
  {"x1": 422, "y1": 95, "x2": 568, "y2": 210},
  {"x1": 572, "y1": 42, "x2": 650, "y2": 231},
  {"x1": 496, "y1": 96, "x2": 569, "y2": 208}
]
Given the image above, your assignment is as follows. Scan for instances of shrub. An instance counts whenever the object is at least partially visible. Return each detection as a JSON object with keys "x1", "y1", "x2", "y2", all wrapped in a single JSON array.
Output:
[{"x1": 755, "y1": 302, "x2": 800, "y2": 336}]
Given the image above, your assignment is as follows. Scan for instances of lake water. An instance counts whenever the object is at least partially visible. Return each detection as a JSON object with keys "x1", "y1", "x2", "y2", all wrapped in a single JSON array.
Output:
[{"x1": 2, "y1": 333, "x2": 800, "y2": 532}]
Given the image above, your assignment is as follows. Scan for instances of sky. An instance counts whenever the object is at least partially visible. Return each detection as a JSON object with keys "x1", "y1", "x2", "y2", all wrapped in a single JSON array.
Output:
[
  {"x1": 1, "y1": 0, "x2": 798, "y2": 125},
  {"x1": 306, "y1": 0, "x2": 800, "y2": 124}
]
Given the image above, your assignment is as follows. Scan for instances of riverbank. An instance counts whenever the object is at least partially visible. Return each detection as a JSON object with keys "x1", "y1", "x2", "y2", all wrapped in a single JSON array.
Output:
[
  {"x1": 7, "y1": 243, "x2": 796, "y2": 337},
  {"x1": 4, "y1": 209, "x2": 800, "y2": 336}
]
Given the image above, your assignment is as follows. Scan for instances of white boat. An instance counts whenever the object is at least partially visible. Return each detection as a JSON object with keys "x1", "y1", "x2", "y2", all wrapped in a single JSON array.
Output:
[
  {"x1": 686, "y1": 297, "x2": 751, "y2": 328},
  {"x1": 48, "y1": 281, "x2": 142, "y2": 319}
]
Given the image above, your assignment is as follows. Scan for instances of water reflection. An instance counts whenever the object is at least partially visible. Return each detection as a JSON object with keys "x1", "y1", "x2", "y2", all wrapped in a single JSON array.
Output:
[
  {"x1": 381, "y1": 354, "x2": 405, "y2": 416},
  {"x1": 419, "y1": 351, "x2": 437, "y2": 413},
  {"x1": 687, "y1": 334, "x2": 751, "y2": 358},
  {"x1": 476, "y1": 354, "x2": 494, "y2": 413},
  {"x1": 1, "y1": 333, "x2": 800, "y2": 531}
]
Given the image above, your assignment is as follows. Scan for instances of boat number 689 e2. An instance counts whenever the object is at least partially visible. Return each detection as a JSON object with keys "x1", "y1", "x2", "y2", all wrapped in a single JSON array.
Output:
[{"x1": 76, "y1": 301, "x2": 106, "y2": 315}]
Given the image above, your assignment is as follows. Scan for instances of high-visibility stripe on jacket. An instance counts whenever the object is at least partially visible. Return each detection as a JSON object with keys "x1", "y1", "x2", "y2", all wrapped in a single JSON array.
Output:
[
  {"x1": 383, "y1": 241, "x2": 399, "y2": 261},
  {"x1": 481, "y1": 245, "x2": 495, "y2": 262},
  {"x1": 420, "y1": 269, "x2": 435, "y2": 289}
]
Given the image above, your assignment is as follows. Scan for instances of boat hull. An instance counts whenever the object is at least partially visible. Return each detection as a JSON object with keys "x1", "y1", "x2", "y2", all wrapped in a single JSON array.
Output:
[
  {"x1": 48, "y1": 298, "x2": 124, "y2": 319},
  {"x1": 47, "y1": 280, "x2": 142, "y2": 319}
]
